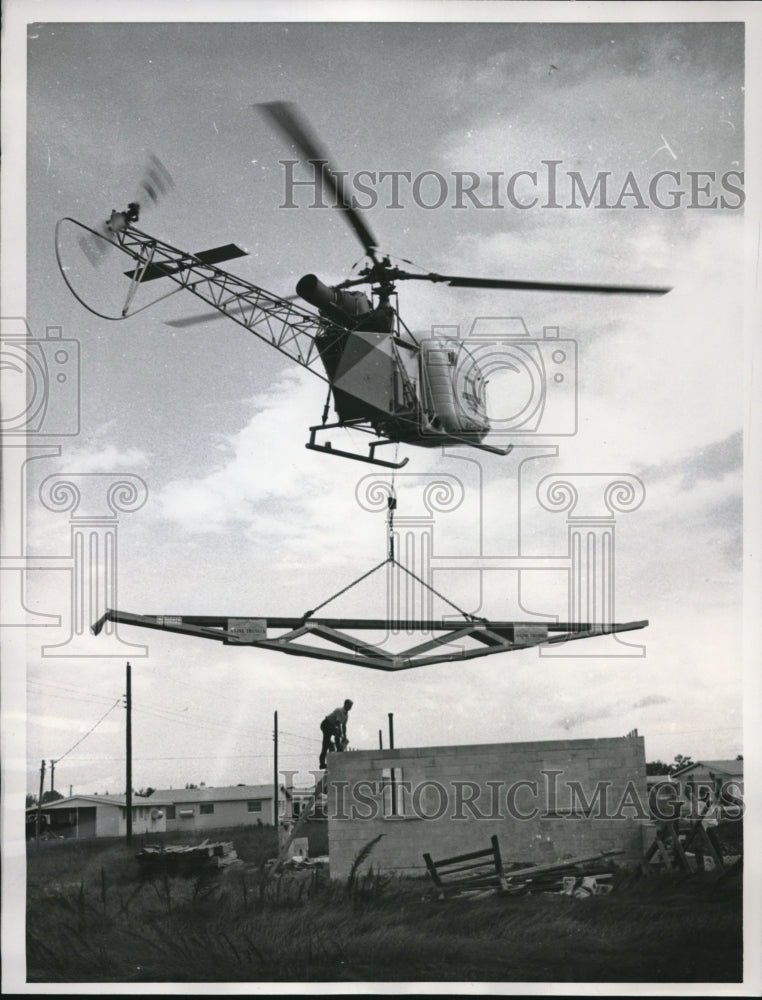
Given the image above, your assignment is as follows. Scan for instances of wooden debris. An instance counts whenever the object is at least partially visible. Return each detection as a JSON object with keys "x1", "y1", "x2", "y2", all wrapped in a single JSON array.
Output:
[
  {"x1": 423, "y1": 839, "x2": 625, "y2": 900},
  {"x1": 423, "y1": 835, "x2": 508, "y2": 899},
  {"x1": 136, "y1": 840, "x2": 238, "y2": 876},
  {"x1": 500, "y1": 849, "x2": 624, "y2": 896}
]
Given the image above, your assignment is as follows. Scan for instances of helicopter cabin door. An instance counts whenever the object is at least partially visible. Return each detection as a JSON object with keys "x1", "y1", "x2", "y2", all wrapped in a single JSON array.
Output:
[{"x1": 330, "y1": 330, "x2": 398, "y2": 425}]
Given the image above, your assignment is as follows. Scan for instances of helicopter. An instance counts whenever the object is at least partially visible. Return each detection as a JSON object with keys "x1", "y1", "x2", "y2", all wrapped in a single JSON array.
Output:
[{"x1": 57, "y1": 103, "x2": 671, "y2": 469}]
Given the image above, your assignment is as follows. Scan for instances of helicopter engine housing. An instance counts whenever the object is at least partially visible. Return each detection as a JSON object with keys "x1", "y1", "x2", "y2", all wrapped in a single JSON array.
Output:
[{"x1": 296, "y1": 274, "x2": 372, "y2": 323}]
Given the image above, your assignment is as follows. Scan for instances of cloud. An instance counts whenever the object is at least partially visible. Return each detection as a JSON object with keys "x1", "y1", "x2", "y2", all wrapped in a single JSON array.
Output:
[
  {"x1": 52, "y1": 421, "x2": 151, "y2": 474},
  {"x1": 632, "y1": 694, "x2": 671, "y2": 709},
  {"x1": 637, "y1": 430, "x2": 742, "y2": 489},
  {"x1": 54, "y1": 444, "x2": 150, "y2": 474},
  {"x1": 556, "y1": 705, "x2": 616, "y2": 731}
]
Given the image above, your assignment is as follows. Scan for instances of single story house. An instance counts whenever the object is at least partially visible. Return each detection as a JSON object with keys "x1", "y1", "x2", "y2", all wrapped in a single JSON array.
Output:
[
  {"x1": 28, "y1": 783, "x2": 289, "y2": 840},
  {"x1": 670, "y1": 759, "x2": 744, "y2": 814},
  {"x1": 325, "y1": 734, "x2": 648, "y2": 880},
  {"x1": 26, "y1": 794, "x2": 163, "y2": 840},
  {"x1": 147, "y1": 784, "x2": 289, "y2": 832}
]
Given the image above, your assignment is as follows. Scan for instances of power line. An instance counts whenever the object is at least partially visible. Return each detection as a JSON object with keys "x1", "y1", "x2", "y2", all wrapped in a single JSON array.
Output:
[
  {"x1": 28, "y1": 680, "x2": 321, "y2": 746},
  {"x1": 58, "y1": 752, "x2": 315, "y2": 761},
  {"x1": 53, "y1": 698, "x2": 122, "y2": 764},
  {"x1": 130, "y1": 702, "x2": 320, "y2": 746},
  {"x1": 26, "y1": 684, "x2": 118, "y2": 709}
]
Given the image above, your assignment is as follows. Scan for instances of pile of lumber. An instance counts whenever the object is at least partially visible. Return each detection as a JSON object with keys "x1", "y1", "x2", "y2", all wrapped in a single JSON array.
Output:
[
  {"x1": 423, "y1": 836, "x2": 624, "y2": 900},
  {"x1": 500, "y1": 849, "x2": 624, "y2": 895},
  {"x1": 136, "y1": 839, "x2": 238, "y2": 875}
]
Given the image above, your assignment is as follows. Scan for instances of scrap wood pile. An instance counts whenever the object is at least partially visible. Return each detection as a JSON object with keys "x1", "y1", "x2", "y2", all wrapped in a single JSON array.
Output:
[
  {"x1": 500, "y1": 850, "x2": 623, "y2": 897},
  {"x1": 423, "y1": 835, "x2": 624, "y2": 900},
  {"x1": 136, "y1": 839, "x2": 239, "y2": 876},
  {"x1": 266, "y1": 854, "x2": 329, "y2": 874}
]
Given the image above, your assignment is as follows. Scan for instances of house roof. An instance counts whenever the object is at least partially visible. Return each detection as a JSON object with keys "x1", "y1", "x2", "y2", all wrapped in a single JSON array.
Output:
[
  {"x1": 145, "y1": 784, "x2": 282, "y2": 805},
  {"x1": 30, "y1": 794, "x2": 126, "y2": 811},
  {"x1": 29, "y1": 784, "x2": 288, "y2": 811},
  {"x1": 672, "y1": 759, "x2": 744, "y2": 778}
]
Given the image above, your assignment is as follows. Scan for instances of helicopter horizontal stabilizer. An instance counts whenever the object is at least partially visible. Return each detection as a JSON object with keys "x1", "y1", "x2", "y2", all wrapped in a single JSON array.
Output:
[{"x1": 123, "y1": 242, "x2": 248, "y2": 282}]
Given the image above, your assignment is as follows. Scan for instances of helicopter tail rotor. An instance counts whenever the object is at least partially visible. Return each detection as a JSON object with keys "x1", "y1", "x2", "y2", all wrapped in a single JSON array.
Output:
[{"x1": 75, "y1": 152, "x2": 174, "y2": 267}]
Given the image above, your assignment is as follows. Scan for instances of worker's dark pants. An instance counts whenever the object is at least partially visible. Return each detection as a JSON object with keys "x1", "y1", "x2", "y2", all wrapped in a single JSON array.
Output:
[{"x1": 319, "y1": 720, "x2": 342, "y2": 769}]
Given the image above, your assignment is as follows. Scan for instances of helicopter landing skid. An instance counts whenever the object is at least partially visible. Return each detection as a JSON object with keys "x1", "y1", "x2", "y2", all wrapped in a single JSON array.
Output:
[
  {"x1": 306, "y1": 423, "x2": 410, "y2": 469},
  {"x1": 472, "y1": 441, "x2": 514, "y2": 457}
]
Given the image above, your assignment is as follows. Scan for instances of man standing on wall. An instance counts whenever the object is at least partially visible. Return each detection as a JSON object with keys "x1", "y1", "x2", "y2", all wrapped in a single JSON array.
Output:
[{"x1": 319, "y1": 699, "x2": 353, "y2": 769}]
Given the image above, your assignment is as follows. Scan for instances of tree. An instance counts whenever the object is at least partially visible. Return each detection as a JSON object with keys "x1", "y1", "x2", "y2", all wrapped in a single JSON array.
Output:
[
  {"x1": 670, "y1": 754, "x2": 694, "y2": 774},
  {"x1": 41, "y1": 790, "x2": 64, "y2": 804},
  {"x1": 646, "y1": 760, "x2": 672, "y2": 776},
  {"x1": 26, "y1": 794, "x2": 38, "y2": 809}
]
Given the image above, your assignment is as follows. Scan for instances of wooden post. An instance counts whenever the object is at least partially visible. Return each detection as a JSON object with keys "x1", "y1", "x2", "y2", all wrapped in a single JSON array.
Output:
[
  {"x1": 388, "y1": 714, "x2": 396, "y2": 816},
  {"x1": 49, "y1": 759, "x2": 56, "y2": 794},
  {"x1": 35, "y1": 759, "x2": 46, "y2": 845},
  {"x1": 378, "y1": 729, "x2": 383, "y2": 749},
  {"x1": 273, "y1": 710, "x2": 279, "y2": 845},
  {"x1": 125, "y1": 662, "x2": 132, "y2": 844}
]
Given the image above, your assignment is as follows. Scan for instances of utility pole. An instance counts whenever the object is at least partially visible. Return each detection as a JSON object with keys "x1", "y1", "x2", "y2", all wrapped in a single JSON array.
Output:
[
  {"x1": 388, "y1": 712, "x2": 395, "y2": 750},
  {"x1": 125, "y1": 662, "x2": 132, "y2": 844},
  {"x1": 35, "y1": 759, "x2": 46, "y2": 845},
  {"x1": 273, "y1": 710, "x2": 279, "y2": 846},
  {"x1": 378, "y1": 729, "x2": 383, "y2": 750},
  {"x1": 49, "y1": 759, "x2": 56, "y2": 795}
]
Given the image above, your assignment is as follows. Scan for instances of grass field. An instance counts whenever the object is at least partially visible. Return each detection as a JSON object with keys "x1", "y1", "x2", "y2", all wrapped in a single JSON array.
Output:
[{"x1": 25, "y1": 825, "x2": 742, "y2": 984}]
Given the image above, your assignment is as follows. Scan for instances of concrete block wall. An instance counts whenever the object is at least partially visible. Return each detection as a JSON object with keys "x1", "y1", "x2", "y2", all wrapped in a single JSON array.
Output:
[{"x1": 326, "y1": 736, "x2": 647, "y2": 880}]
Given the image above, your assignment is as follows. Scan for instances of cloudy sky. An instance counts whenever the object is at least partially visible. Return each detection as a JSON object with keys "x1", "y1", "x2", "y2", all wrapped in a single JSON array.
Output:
[{"x1": 3, "y1": 6, "x2": 759, "y2": 802}]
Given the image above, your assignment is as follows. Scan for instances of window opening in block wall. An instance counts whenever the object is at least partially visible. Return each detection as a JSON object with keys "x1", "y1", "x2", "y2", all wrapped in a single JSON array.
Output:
[{"x1": 382, "y1": 766, "x2": 404, "y2": 817}]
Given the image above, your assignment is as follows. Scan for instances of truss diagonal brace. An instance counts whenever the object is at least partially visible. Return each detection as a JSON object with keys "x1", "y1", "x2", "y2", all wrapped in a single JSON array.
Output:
[{"x1": 92, "y1": 609, "x2": 648, "y2": 670}]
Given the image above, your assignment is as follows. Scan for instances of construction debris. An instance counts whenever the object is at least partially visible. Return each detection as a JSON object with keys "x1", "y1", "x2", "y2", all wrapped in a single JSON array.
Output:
[
  {"x1": 424, "y1": 835, "x2": 507, "y2": 899},
  {"x1": 136, "y1": 839, "x2": 239, "y2": 876},
  {"x1": 423, "y1": 838, "x2": 624, "y2": 900},
  {"x1": 423, "y1": 837, "x2": 624, "y2": 899},
  {"x1": 500, "y1": 849, "x2": 624, "y2": 895},
  {"x1": 265, "y1": 854, "x2": 329, "y2": 875}
]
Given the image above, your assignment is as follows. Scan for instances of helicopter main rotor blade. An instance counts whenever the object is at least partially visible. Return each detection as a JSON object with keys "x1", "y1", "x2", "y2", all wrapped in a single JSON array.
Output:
[
  {"x1": 257, "y1": 101, "x2": 379, "y2": 260},
  {"x1": 393, "y1": 272, "x2": 672, "y2": 295}
]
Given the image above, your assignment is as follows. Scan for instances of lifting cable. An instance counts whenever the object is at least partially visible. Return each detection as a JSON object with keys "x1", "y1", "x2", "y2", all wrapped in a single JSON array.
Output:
[{"x1": 301, "y1": 456, "x2": 484, "y2": 624}]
